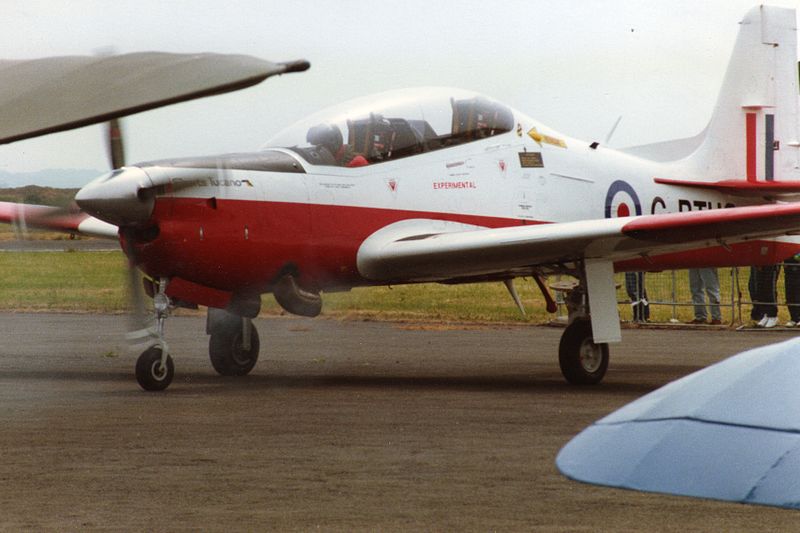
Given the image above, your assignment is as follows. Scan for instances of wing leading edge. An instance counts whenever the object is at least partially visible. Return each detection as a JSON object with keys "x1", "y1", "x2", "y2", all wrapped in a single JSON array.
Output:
[{"x1": 356, "y1": 203, "x2": 800, "y2": 282}]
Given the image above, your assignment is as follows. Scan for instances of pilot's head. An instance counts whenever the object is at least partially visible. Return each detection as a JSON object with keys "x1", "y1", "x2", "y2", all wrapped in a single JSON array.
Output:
[{"x1": 306, "y1": 123, "x2": 343, "y2": 155}]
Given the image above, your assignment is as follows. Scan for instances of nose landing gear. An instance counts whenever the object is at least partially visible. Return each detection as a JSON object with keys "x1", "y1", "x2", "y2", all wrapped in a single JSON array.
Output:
[{"x1": 130, "y1": 278, "x2": 175, "y2": 391}]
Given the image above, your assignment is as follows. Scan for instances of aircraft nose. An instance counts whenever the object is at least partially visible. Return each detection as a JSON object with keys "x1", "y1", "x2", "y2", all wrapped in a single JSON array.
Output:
[{"x1": 75, "y1": 166, "x2": 155, "y2": 226}]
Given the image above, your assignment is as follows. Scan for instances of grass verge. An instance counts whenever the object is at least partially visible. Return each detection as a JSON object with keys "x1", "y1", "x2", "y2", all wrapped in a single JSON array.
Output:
[
  {"x1": 0, "y1": 251, "x2": 549, "y2": 322},
  {"x1": 0, "y1": 251, "x2": 785, "y2": 325}
]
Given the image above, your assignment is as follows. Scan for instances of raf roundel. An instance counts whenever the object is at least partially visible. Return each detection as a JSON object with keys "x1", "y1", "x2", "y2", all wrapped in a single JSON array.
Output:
[{"x1": 604, "y1": 180, "x2": 642, "y2": 219}]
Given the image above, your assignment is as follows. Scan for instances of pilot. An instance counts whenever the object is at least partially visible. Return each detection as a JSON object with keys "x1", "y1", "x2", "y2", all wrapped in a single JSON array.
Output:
[
  {"x1": 306, "y1": 123, "x2": 368, "y2": 167},
  {"x1": 306, "y1": 123, "x2": 342, "y2": 158}
]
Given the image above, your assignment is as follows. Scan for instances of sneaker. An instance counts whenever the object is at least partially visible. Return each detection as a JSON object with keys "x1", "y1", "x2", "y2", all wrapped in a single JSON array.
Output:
[
  {"x1": 709, "y1": 319, "x2": 722, "y2": 325},
  {"x1": 764, "y1": 316, "x2": 779, "y2": 328},
  {"x1": 785, "y1": 320, "x2": 797, "y2": 328},
  {"x1": 689, "y1": 318, "x2": 706, "y2": 324},
  {"x1": 757, "y1": 315, "x2": 769, "y2": 327}
]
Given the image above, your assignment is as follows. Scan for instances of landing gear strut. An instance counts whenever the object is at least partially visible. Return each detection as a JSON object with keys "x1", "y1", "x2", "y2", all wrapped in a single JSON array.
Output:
[
  {"x1": 132, "y1": 278, "x2": 175, "y2": 391},
  {"x1": 557, "y1": 263, "x2": 611, "y2": 385}
]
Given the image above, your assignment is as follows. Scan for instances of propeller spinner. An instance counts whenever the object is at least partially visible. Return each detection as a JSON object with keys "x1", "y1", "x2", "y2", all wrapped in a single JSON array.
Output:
[{"x1": 74, "y1": 166, "x2": 155, "y2": 226}]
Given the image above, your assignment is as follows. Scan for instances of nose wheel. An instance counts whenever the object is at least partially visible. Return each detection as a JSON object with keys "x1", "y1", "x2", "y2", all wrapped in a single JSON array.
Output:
[{"x1": 135, "y1": 345, "x2": 175, "y2": 391}]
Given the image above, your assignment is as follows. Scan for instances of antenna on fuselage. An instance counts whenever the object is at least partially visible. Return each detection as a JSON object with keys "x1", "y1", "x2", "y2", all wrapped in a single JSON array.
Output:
[{"x1": 604, "y1": 115, "x2": 623, "y2": 145}]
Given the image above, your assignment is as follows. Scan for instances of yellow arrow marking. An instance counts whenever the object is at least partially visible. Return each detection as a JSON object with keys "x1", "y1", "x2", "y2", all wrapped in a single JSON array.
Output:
[{"x1": 527, "y1": 127, "x2": 567, "y2": 148}]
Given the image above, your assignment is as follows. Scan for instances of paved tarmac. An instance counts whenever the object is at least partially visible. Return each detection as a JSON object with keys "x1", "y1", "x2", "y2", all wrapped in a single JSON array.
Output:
[{"x1": 0, "y1": 312, "x2": 797, "y2": 531}]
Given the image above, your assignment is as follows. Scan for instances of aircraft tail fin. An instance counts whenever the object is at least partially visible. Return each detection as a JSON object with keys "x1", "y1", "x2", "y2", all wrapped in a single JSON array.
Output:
[{"x1": 640, "y1": 6, "x2": 800, "y2": 181}]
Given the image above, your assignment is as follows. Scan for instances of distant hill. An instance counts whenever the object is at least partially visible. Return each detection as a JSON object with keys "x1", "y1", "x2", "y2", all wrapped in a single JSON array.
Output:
[
  {"x1": 0, "y1": 168, "x2": 101, "y2": 188},
  {"x1": 0, "y1": 186, "x2": 79, "y2": 207}
]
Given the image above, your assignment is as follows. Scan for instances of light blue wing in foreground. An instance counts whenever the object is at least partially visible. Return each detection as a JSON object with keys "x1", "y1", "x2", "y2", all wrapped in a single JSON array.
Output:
[{"x1": 556, "y1": 338, "x2": 800, "y2": 509}]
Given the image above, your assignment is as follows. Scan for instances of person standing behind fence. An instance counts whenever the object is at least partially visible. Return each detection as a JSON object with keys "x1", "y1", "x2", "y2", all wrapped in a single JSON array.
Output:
[
  {"x1": 749, "y1": 265, "x2": 779, "y2": 328},
  {"x1": 688, "y1": 268, "x2": 722, "y2": 325},
  {"x1": 625, "y1": 272, "x2": 649, "y2": 323},
  {"x1": 784, "y1": 255, "x2": 800, "y2": 326}
]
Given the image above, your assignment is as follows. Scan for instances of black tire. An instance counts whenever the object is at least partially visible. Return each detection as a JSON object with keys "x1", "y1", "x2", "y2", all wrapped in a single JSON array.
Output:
[
  {"x1": 558, "y1": 318, "x2": 609, "y2": 385},
  {"x1": 209, "y1": 324, "x2": 260, "y2": 376},
  {"x1": 135, "y1": 346, "x2": 174, "y2": 391}
]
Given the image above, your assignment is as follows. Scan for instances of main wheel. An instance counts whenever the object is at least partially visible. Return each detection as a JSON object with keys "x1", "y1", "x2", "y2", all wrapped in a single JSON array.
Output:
[
  {"x1": 136, "y1": 346, "x2": 174, "y2": 391},
  {"x1": 209, "y1": 324, "x2": 260, "y2": 376},
  {"x1": 558, "y1": 318, "x2": 609, "y2": 385}
]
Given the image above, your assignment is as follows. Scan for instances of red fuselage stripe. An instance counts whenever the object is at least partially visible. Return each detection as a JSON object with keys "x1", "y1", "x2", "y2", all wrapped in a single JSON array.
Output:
[{"x1": 133, "y1": 198, "x2": 538, "y2": 291}]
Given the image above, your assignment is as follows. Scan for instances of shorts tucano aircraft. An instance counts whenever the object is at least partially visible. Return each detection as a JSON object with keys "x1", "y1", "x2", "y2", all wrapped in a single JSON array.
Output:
[{"x1": 3, "y1": 5, "x2": 800, "y2": 391}]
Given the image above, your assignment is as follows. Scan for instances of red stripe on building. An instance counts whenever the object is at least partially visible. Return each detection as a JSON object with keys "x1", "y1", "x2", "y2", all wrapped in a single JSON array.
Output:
[{"x1": 746, "y1": 112, "x2": 757, "y2": 182}]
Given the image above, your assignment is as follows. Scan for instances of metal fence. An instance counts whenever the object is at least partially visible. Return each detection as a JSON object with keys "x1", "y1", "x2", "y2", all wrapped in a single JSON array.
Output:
[{"x1": 555, "y1": 265, "x2": 800, "y2": 326}]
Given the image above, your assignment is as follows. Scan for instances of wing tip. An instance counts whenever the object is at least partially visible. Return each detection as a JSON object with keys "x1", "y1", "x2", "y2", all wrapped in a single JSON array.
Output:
[{"x1": 279, "y1": 59, "x2": 311, "y2": 74}]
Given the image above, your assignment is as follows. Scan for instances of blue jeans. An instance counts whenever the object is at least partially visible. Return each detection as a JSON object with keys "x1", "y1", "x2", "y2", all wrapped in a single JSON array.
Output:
[{"x1": 689, "y1": 268, "x2": 721, "y2": 321}]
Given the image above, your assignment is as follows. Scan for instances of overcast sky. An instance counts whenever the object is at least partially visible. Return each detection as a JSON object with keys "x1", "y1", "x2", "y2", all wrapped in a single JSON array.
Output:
[{"x1": 0, "y1": 0, "x2": 798, "y2": 177}]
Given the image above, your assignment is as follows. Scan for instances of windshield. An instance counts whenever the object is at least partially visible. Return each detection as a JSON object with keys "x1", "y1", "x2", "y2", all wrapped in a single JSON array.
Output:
[{"x1": 264, "y1": 87, "x2": 514, "y2": 167}]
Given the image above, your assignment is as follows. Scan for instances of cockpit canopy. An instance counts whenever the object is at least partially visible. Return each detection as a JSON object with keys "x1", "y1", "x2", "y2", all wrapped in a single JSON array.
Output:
[{"x1": 264, "y1": 87, "x2": 515, "y2": 167}]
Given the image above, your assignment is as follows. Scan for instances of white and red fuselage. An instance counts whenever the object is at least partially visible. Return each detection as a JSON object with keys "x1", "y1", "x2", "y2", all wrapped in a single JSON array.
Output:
[{"x1": 84, "y1": 86, "x2": 795, "y2": 312}]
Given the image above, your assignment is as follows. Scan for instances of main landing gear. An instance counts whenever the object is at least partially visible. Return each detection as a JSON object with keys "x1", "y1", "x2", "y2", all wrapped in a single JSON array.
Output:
[
  {"x1": 207, "y1": 308, "x2": 260, "y2": 376},
  {"x1": 558, "y1": 317, "x2": 608, "y2": 385},
  {"x1": 131, "y1": 280, "x2": 262, "y2": 391},
  {"x1": 555, "y1": 269, "x2": 610, "y2": 385}
]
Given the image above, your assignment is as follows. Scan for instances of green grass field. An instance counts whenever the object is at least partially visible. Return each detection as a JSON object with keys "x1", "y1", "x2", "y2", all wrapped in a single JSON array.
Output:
[
  {"x1": 0, "y1": 251, "x2": 128, "y2": 312},
  {"x1": 0, "y1": 251, "x2": 550, "y2": 322},
  {"x1": 0, "y1": 250, "x2": 790, "y2": 325}
]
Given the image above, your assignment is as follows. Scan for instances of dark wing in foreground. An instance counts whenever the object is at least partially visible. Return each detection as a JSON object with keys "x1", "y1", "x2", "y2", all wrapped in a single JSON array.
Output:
[
  {"x1": 556, "y1": 338, "x2": 800, "y2": 510},
  {"x1": 0, "y1": 53, "x2": 309, "y2": 144},
  {"x1": 0, "y1": 52, "x2": 309, "y2": 238}
]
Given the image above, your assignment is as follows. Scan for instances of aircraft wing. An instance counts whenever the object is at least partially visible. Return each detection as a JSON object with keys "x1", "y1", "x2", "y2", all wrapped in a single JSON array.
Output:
[
  {"x1": 357, "y1": 203, "x2": 800, "y2": 281},
  {"x1": 0, "y1": 201, "x2": 118, "y2": 239},
  {"x1": 0, "y1": 52, "x2": 309, "y2": 144},
  {"x1": 556, "y1": 337, "x2": 800, "y2": 510}
]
